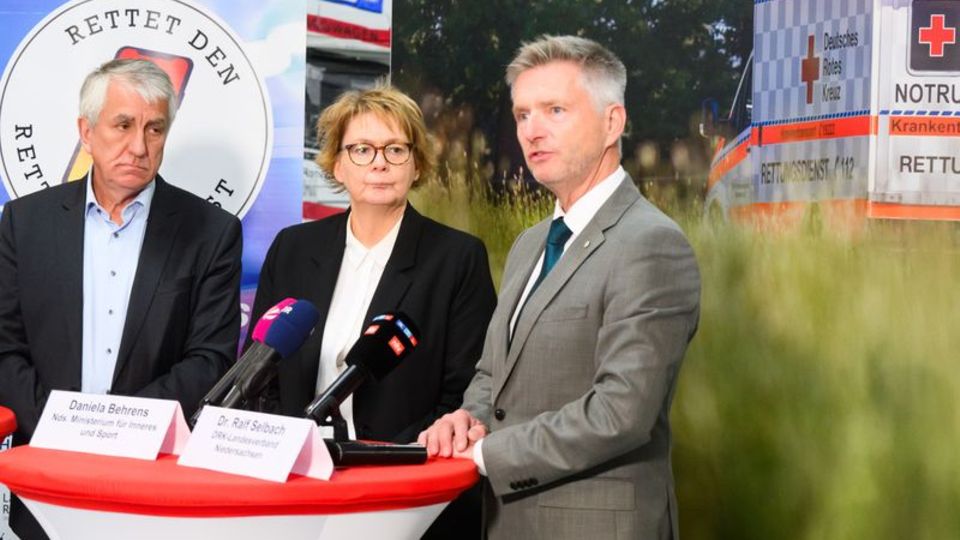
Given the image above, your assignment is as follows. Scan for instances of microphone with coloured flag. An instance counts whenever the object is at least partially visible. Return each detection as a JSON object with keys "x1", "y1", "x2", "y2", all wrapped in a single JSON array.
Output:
[
  {"x1": 189, "y1": 298, "x2": 320, "y2": 427},
  {"x1": 304, "y1": 312, "x2": 429, "y2": 466}
]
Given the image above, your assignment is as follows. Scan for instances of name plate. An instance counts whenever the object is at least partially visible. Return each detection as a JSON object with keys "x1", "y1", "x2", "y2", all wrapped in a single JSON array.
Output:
[
  {"x1": 30, "y1": 390, "x2": 190, "y2": 459},
  {"x1": 179, "y1": 406, "x2": 333, "y2": 482}
]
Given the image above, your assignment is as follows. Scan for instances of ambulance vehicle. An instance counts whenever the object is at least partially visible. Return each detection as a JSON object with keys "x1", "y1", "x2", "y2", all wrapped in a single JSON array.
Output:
[{"x1": 702, "y1": 0, "x2": 960, "y2": 223}]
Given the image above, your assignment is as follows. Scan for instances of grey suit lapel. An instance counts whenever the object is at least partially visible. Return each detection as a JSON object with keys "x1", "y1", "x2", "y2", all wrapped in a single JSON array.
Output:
[
  {"x1": 56, "y1": 180, "x2": 87, "y2": 387},
  {"x1": 495, "y1": 178, "x2": 641, "y2": 402},
  {"x1": 114, "y1": 178, "x2": 182, "y2": 384},
  {"x1": 498, "y1": 222, "x2": 548, "y2": 341}
]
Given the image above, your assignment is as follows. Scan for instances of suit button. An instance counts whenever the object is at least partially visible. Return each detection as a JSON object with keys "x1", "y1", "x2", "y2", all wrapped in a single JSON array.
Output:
[
  {"x1": 494, "y1": 409, "x2": 506, "y2": 421},
  {"x1": 531, "y1": 478, "x2": 539, "y2": 486}
]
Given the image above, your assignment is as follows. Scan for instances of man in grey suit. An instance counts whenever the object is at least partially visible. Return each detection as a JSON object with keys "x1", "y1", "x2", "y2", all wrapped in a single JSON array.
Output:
[{"x1": 419, "y1": 35, "x2": 700, "y2": 539}]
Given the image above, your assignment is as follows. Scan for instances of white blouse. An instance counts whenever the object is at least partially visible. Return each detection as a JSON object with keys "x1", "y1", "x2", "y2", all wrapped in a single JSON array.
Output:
[{"x1": 315, "y1": 212, "x2": 403, "y2": 439}]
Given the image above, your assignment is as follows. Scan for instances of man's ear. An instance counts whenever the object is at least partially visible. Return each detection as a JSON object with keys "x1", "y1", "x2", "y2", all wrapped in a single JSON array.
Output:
[
  {"x1": 604, "y1": 103, "x2": 626, "y2": 148},
  {"x1": 78, "y1": 117, "x2": 93, "y2": 154}
]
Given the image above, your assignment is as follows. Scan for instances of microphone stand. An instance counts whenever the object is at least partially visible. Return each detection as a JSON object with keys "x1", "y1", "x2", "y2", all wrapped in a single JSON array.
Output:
[
  {"x1": 316, "y1": 405, "x2": 349, "y2": 442},
  {"x1": 309, "y1": 401, "x2": 427, "y2": 466}
]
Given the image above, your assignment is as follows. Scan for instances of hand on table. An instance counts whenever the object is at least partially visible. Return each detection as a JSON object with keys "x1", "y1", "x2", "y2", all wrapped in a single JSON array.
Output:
[{"x1": 417, "y1": 409, "x2": 487, "y2": 459}]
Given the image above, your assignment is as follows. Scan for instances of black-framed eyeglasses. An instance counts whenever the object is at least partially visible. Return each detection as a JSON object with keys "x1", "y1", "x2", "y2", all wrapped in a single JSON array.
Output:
[{"x1": 342, "y1": 143, "x2": 413, "y2": 166}]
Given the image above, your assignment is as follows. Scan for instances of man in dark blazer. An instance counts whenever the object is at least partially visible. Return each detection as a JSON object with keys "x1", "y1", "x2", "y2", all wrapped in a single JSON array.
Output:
[
  {"x1": 420, "y1": 36, "x2": 701, "y2": 539},
  {"x1": 0, "y1": 59, "x2": 240, "y2": 539}
]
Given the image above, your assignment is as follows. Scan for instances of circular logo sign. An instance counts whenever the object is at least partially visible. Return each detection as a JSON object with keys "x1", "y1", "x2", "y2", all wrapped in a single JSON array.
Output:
[{"x1": 0, "y1": 0, "x2": 272, "y2": 218}]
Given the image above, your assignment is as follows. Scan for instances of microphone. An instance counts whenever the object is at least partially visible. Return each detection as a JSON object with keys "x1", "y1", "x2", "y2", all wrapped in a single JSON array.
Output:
[
  {"x1": 190, "y1": 298, "x2": 298, "y2": 426},
  {"x1": 324, "y1": 440, "x2": 428, "y2": 467},
  {"x1": 304, "y1": 312, "x2": 421, "y2": 432},
  {"x1": 251, "y1": 298, "x2": 299, "y2": 342},
  {"x1": 218, "y1": 299, "x2": 321, "y2": 410}
]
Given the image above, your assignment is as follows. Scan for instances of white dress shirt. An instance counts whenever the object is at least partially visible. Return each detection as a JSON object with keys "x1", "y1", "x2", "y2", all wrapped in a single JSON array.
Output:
[
  {"x1": 316, "y1": 211, "x2": 403, "y2": 439},
  {"x1": 508, "y1": 166, "x2": 627, "y2": 336},
  {"x1": 476, "y1": 166, "x2": 627, "y2": 474}
]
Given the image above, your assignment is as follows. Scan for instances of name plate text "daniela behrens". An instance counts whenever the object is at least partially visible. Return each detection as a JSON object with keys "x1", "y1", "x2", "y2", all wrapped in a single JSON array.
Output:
[{"x1": 31, "y1": 390, "x2": 189, "y2": 459}]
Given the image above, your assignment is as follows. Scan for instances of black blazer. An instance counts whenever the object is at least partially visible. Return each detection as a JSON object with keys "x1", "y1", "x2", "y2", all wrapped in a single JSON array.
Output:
[
  {"x1": 248, "y1": 203, "x2": 496, "y2": 443},
  {"x1": 0, "y1": 176, "x2": 242, "y2": 443}
]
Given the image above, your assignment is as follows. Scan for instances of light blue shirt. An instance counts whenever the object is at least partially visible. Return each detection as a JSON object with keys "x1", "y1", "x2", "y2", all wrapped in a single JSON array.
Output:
[{"x1": 81, "y1": 176, "x2": 154, "y2": 394}]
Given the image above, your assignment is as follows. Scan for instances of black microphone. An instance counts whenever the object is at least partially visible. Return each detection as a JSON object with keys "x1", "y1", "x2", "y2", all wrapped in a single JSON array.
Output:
[
  {"x1": 304, "y1": 312, "x2": 421, "y2": 429},
  {"x1": 324, "y1": 439, "x2": 428, "y2": 467},
  {"x1": 190, "y1": 298, "x2": 299, "y2": 427},
  {"x1": 218, "y1": 299, "x2": 321, "y2": 410}
]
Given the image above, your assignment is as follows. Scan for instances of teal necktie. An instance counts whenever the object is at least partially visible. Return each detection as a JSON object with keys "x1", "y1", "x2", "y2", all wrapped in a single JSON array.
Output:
[
  {"x1": 530, "y1": 217, "x2": 573, "y2": 294},
  {"x1": 510, "y1": 217, "x2": 573, "y2": 346}
]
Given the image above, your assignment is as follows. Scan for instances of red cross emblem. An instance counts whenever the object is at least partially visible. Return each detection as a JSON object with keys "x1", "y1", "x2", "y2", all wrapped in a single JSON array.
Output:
[
  {"x1": 800, "y1": 35, "x2": 820, "y2": 105},
  {"x1": 919, "y1": 14, "x2": 956, "y2": 57}
]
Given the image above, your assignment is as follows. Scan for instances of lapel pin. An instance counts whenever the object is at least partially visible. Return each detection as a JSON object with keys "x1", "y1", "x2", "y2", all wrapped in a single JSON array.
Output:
[{"x1": 583, "y1": 240, "x2": 590, "y2": 248}]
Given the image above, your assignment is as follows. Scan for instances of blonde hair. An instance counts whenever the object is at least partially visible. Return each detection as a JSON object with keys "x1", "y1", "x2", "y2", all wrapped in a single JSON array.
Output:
[
  {"x1": 315, "y1": 84, "x2": 435, "y2": 191},
  {"x1": 506, "y1": 34, "x2": 626, "y2": 109}
]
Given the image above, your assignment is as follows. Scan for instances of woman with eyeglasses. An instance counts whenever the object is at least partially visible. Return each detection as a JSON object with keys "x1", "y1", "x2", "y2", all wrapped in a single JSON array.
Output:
[
  {"x1": 246, "y1": 86, "x2": 495, "y2": 537},
  {"x1": 249, "y1": 83, "x2": 495, "y2": 438}
]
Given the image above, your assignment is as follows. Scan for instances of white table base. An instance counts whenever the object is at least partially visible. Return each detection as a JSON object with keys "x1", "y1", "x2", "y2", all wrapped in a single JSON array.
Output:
[{"x1": 22, "y1": 498, "x2": 446, "y2": 540}]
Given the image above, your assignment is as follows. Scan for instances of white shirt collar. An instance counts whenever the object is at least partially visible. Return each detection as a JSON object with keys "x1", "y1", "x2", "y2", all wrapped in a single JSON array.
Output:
[
  {"x1": 344, "y1": 210, "x2": 404, "y2": 269},
  {"x1": 553, "y1": 166, "x2": 626, "y2": 236}
]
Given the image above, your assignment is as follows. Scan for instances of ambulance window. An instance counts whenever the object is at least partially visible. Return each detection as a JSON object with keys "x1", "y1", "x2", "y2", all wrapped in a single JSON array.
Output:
[
  {"x1": 728, "y1": 54, "x2": 753, "y2": 134},
  {"x1": 304, "y1": 51, "x2": 389, "y2": 154}
]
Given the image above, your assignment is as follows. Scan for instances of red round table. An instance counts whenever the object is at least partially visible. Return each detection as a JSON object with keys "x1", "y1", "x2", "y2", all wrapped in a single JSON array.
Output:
[
  {"x1": 0, "y1": 406, "x2": 15, "y2": 440},
  {"x1": 0, "y1": 446, "x2": 477, "y2": 539}
]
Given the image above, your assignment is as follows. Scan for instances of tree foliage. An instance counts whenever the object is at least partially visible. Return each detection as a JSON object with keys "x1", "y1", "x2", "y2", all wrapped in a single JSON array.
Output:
[{"x1": 393, "y1": 0, "x2": 753, "y2": 184}]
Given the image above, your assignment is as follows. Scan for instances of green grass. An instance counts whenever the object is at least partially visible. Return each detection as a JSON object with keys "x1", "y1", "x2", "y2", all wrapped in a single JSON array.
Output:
[
  {"x1": 675, "y1": 221, "x2": 960, "y2": 540},
  {"x1": 411, "y1": 168, "x2": 553, "y2": 287},
  {"x1": 413, "y1": 178, "x2": 960, "y2": 540}
]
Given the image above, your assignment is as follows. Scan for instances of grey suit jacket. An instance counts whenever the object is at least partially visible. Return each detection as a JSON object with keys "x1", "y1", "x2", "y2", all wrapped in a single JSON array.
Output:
[{"x1": 462, "y1": 177, "x2": 700, "y2": 540}]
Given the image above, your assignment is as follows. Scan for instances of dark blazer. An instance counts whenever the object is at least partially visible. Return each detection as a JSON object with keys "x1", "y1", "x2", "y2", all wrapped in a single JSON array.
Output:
[
  {"x1": 248, "y1": 203, "x2": 496, "y2": 443},
  {"x1": 0, "y1": 176, "x2": 242, "y2": 444}
]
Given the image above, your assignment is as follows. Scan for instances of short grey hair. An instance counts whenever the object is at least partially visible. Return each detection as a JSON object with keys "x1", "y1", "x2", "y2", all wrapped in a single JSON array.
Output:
[
  {"x1": 79, "y1": 59, "x2": 177, "y2": 126},
  {"x1": 506, "y1": 35, "x2": 627, "y2": 109}
]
